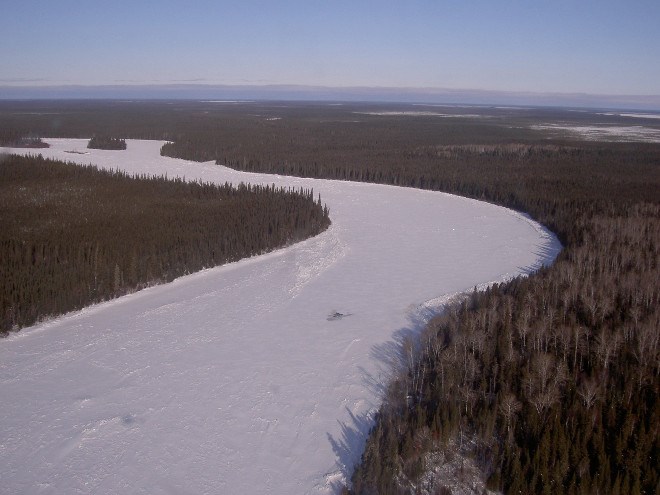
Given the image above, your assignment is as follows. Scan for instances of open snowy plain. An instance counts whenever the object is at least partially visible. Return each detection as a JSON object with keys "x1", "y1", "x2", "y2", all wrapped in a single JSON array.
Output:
[{"x1": 1, "y1": 140, "x2": 561, "y2": 494}]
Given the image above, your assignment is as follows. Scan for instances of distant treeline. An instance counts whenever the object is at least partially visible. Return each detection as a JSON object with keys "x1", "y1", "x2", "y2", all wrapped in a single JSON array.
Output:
[
  {"x1": 0, "y1": 154, "x2": 329, "y2": 333},
  {"x1": 88, "y1": 135, "x2": 126, "y2": 150}
]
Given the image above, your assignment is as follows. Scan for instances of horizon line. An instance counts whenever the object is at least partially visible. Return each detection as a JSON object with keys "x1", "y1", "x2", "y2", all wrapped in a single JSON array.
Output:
[{"x1": 1, "y1": 83, "x2": 659, "y2": 111}]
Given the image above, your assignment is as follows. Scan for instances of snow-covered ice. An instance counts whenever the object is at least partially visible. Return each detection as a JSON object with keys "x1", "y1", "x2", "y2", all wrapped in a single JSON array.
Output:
[{"x1": 0, "y1": 140, "x2": 561, "y2": 494}]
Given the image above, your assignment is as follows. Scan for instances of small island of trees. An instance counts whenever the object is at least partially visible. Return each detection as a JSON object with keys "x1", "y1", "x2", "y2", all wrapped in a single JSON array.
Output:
[
  {"x1": 0, "y1": 130, "x2": 49, "y2": 148},
  {"x1": 87, "y1": 136, "x2": 127, "y2": 150}
]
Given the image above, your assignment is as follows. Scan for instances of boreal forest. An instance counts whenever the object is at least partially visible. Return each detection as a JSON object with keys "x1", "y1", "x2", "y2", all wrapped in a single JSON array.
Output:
[{"x1": 1, "y1": 100, "x2": 658, "y2": 494}]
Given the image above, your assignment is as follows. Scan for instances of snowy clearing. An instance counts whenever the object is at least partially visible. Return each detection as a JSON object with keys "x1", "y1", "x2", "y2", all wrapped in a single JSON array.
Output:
[
  {"x1": 531, "y1": 123, "x2": 660, "y2": 143},
  {"x1": 598, "y1": 112, "x2": 660, "y2": 120},
  {"x1": 354, "y1": 111, "x2": 488, "y2": 118},
  {"x1": 0, "y1": 140, "x2": 560, "y2": 494}
]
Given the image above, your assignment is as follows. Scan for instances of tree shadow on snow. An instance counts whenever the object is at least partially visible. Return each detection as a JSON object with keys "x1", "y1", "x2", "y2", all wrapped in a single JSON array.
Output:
[
  {"x1": 370, "y1": 302, "x2": 445, "y2": 377},
  {"x1": 516, "y1": 241, "x2": 562, "y2": 275},
  {"x1": 327, "y1": 407, "x2": 374, "y2": 490},
  {"x1": 327, "y1": 304, "x2": 450, "y2": 489},
  {"x1": 327, "y1": 231, "x2": 561, "y2": 488}
]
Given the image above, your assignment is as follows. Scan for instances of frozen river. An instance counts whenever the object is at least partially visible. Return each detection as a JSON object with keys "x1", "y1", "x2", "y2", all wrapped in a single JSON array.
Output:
[{"x1": 0, "y1": 140, "x2": 561, "y2": 494}]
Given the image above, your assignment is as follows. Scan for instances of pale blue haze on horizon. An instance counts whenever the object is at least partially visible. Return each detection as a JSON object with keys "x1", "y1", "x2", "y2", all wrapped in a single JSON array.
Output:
[{"x1": 1, "y1": 0, "x2": 659, "y2": 96}]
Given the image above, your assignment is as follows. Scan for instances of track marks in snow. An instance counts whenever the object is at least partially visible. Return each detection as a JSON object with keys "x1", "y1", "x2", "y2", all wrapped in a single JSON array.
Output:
[
  {"x1": 291, "y1": 225, "x2": 347, "y2": 297},
  {"x1": 340, "y1": 338, "x2": 362, "y2": 361}
]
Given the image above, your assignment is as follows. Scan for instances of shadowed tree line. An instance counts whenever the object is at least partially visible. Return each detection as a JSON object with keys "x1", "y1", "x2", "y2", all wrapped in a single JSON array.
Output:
[{"x1": 0, "y1": 154, "x2": 329, "y2": 333}]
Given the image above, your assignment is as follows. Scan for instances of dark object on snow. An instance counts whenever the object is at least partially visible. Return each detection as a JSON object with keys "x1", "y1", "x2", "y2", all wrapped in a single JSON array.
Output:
[{"x1": 327, "y1": 311, "x2": 352, "y2": 321}]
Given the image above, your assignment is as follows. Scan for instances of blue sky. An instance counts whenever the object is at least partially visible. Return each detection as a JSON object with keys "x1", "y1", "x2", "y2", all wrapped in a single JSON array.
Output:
[{"x1": 2, "y1": 0, "x2": 659, "y2": 96}]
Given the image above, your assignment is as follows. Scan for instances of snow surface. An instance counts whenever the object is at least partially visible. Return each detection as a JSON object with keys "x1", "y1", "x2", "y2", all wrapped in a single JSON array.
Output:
[
  {"x1": 531, "y1": 123, "x2": 660, "y2": 143},
  {"x1": 354, "y1": 111, "x2": 487, "y2": 118},
  {"x1": 0, "y1": 140, "x2": 561, "y2": 494},
  {"x1": 598, "y1": 112, "x2": 660, "y2": 120}
]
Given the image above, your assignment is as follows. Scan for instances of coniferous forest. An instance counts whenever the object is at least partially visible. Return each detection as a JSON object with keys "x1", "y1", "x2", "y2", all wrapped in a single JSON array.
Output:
[
  {"x1": 87, "y1": 135, "x2": 126, "y2": 150},
  {"x1": 1, "y1": 101, "x2": 658, "y2": 493},
  {"x1": 0, "y1": 153, "x2": 329, "y2": 333}
]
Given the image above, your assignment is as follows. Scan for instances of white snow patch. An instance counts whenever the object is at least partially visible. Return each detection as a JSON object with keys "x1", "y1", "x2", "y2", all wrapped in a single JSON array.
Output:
[
  {"x1": 531, "y1": 123, "x2": 660, "y2": 143},
  {"x1": 0, "y1": 139, "x2": 561, "y2": 494},
  {"x1": 200, "y1": 100, "x2": 255, "y2": 103},
  {"x1": 414, "y1": 440, "x2": 500, "y2": 495},
  {"x1": 493, "y1": 106, "x2": 531, "y2": 110},
  {"x1": 354, "y1": 111, "x2": 488, "y2": 118},
  {"x1": 598, "y1": 112, "x2": 660, "y2": 120}
]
